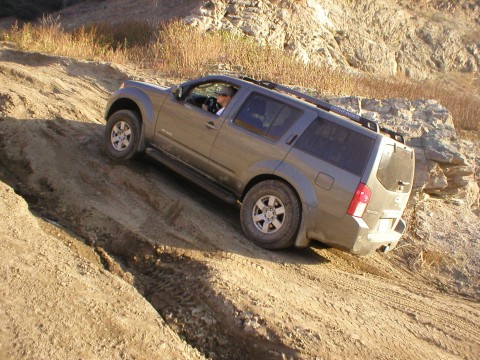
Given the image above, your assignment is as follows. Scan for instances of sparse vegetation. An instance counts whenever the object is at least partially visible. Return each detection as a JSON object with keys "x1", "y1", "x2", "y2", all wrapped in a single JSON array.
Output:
[
  {"x1": 2, "y1": 16, "x2": 128, "y2": 63},
  {"x1": 404, "y1": 245, "x2": 452, "y2": 271},
  {"x1": 1, "y1": 18, "x2": 478, "y2": 131}
]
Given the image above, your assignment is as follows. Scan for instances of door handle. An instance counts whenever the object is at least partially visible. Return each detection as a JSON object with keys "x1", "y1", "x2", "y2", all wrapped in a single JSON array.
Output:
[
  {"x1": 205, "y1": 121, "x2": 218, "y2": 130},
  {"x1": 286, "y1": 133, "x2": 298, "y2": 145}
]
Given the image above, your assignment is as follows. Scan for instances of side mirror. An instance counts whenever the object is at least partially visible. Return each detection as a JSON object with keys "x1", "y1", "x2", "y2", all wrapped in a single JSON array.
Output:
[{"x1": 173, "y1": 85, "x2": 183, "y2": 99}]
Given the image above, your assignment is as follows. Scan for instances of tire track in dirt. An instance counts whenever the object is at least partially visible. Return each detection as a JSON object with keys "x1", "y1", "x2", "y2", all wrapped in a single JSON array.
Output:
[
  {"x1": 291, "y1": 263, "x2": 480, "y2": 359},
  {"x1": 131, "y1": 247, "x2": 300, "y2": 360},
  {"x1": 304, "y1": 247, "x2": 480, "y2": 338},
  {"x1": 204, "y1": 244, "x2": 479, "y2": 359},
  {"x1": 328, "y1": 270, "x2": 479, "y2": 339}
]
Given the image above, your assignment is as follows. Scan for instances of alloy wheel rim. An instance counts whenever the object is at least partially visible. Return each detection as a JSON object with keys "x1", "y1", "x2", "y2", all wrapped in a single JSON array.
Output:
[
  {"x1": 111, "y1": 121, "x2": 132, "y2": 151},
  {"x1": 252, "y1": 195, "x2": 286, "y2": 234}
]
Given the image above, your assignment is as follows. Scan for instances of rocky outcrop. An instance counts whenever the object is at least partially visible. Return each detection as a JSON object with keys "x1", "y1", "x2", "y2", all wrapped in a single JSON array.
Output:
[
  {"x1": 185, "y1": 0, "x2": 480, "y2": 80},
  {"x1": 327, "y1": 96, "x2": 479, "y2": 207}
]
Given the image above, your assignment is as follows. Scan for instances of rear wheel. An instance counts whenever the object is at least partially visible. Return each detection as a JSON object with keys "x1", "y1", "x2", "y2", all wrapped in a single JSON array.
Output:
[
  {"x1": 104, "y1": 110, "x2": 142, "y2": 161},
  {"x1": 240, "y1": 180, "x2": 301, "y2": 249}
]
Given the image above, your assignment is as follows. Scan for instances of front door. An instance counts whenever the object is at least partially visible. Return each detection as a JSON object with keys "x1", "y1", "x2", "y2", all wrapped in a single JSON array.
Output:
[{"x1": 153, "y1": 82, "x2": 233, "y2": 174}]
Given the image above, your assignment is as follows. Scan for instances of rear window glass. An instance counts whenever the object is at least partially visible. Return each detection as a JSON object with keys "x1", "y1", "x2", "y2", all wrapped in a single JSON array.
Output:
[
  {"x1": 294, "y1": 117, "x2": 374, "y2": 176},
  {"x1": 234, "y1": 93, "x2": 303, "y2": 140},
  {"x1": 377, "y1": 144, "x2": 414, "y2": 193}
]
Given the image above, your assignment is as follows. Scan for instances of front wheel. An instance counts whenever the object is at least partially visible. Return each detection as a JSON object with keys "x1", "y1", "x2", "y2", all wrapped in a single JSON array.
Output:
[
  {"x1": 240, "y1": 180, "x2": 301, "y2": 249},
  {"x1": 104, "y1": 110, "x2": 142, "y2": 161}
]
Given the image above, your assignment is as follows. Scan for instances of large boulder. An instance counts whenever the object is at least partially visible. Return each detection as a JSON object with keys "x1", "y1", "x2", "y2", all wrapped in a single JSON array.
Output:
[{"x1": 327, "y1": 96, "x2": 479, "y2": 207}]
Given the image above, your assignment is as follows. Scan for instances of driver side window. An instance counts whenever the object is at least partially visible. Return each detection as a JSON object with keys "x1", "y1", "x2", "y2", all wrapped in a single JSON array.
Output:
[{"x1": 184, "y1": 83, "x2": 237, "y2": 114}]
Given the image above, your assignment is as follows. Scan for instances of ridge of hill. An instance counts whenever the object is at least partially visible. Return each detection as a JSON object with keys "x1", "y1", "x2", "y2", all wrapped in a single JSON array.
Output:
[{"x1": 47, "y1": 0, "x2": 480, "y2": 87}]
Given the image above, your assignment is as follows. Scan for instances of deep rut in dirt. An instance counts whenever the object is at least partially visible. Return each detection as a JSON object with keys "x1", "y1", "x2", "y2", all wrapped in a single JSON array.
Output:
[
  {"x1": 0, "y1": 117, "x2": 298, "y2": 359},
  {"x1": 129, "y1": 247, "x2": 298, "y2": 359}
]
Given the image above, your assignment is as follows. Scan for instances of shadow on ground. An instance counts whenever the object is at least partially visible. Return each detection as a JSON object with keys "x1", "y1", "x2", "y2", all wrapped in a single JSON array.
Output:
[{"x1": 0, "y1": 117, "x2": 331, "y2": 359}]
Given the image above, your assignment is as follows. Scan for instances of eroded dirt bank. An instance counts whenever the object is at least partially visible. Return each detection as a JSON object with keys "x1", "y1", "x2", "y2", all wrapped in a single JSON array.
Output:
[{"x1": 1, "y1": 47, "x2": 479, "y2": 359}]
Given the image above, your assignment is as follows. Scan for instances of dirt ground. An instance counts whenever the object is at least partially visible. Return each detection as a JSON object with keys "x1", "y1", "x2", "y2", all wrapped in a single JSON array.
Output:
[{"x1": 0, "y1": 45, "x2": 479, "y2": 359}]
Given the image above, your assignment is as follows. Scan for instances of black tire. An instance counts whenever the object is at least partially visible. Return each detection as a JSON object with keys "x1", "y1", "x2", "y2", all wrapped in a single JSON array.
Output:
[
  {"x1": 104, "y1": 110, "x2": 142, "y2": 161},
  {"x1": 240, "y1": 180, "x2": 301, "y2": 249}
]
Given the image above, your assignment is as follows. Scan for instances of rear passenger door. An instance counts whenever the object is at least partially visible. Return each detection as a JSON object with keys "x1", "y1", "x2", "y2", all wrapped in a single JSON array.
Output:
[{"x1": 210, "y1": 92, "x2": 316, "y2": 194}]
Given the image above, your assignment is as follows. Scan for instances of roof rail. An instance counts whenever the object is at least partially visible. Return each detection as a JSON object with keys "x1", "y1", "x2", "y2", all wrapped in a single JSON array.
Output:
[{"x1": 240, "y1": 76, "x2": 405, "y2": 144}]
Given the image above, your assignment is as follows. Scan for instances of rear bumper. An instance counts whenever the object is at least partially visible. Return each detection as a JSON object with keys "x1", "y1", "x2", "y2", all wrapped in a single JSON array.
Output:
[
  {"x1": 353, "y1": 217, "x2": 405, "y2": 255},
  {"x1": 300, "y1": 205, "x2": 406, "y2": 255}
]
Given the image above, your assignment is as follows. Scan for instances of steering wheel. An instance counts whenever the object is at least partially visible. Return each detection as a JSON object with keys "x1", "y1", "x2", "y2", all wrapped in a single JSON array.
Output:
[{"x1": 204, "y1": 97, "x2": 219, "y2": 113}]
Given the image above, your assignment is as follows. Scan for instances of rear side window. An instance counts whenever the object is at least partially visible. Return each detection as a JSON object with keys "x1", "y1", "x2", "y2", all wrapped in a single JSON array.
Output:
[
  {"x1": 377, "y1": 144, "x2": 414, "y2": 193},
  {"x1": 295, "y1": 117, "x2": 374, "y2": 176},
  {"x1": 234, "y1": 93, "x2": 303, "y2": 140}
]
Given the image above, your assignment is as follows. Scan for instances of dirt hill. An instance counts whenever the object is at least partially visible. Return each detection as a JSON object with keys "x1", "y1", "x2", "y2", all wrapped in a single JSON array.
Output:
[
  {"x1": 0, "y1": 44, "x2": 479, "y2": 359},
  {"x1": 0, "y1": 0, "x2": 479, "y2": 359}
]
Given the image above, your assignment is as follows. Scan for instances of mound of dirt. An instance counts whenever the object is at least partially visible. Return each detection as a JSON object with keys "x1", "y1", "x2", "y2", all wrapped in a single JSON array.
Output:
[
  {"x1": 0, "y1": 181, "x2": 204, "y2": 359},
  {"x1": 1, "y1": 46, "x2": 479, "y2": 359}
]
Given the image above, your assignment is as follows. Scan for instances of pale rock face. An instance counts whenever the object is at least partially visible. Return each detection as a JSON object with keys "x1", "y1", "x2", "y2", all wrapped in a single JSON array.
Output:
[
  {"x1": 327, "y1": 95, "x2": 479, "y2": 206},
  {"x1": 306, "y1": 0, "x2": 333, "y2": 28},
  {"x1": 185, "y1": 0, "x2": 479, "y2": 80}
]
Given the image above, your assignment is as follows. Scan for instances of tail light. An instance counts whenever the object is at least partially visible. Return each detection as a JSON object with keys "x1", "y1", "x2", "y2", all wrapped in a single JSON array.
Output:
[{"x1": 347, "y1": 183, "x2": 371, "y2": 218}]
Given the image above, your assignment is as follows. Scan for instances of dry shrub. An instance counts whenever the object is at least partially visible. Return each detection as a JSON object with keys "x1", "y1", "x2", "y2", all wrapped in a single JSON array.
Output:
[
  {"x1": 150, "y1": 21, "x2": 222, "y2": 77},
  {"x1": 5, "y1": 16, "x2": 129, "y2": 63},
  {"x1": 411, "y1": 249, "x2": 450, "y2": 270},
  {"x1": 85, "y1": 20, "x2": 157, "y2": 49},
  {"x1": 2, "y1": 18, "x2": 478, "y2": 133},
  {"x1": 397, "y1": 241, "x2": 453, "y2": 272}
]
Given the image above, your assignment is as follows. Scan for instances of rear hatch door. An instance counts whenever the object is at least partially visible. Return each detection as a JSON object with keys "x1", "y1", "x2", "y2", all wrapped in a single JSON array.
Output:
[{"x1": 363, "y1": 140, "x2": 415, "y2": 232}]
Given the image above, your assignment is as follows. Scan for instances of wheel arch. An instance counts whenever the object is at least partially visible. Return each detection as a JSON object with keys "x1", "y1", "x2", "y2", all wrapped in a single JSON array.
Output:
[
  {"x1": 105, "y1": 90, "x2": 155, "y2": 151},
  {"x1": 106, "y1": 86, "x2": 157, "y2": 127},
  {"x1": 241, "y1": 174, "x2": 301, "y2": 204},
  {"x1": 106, "y1": 98, "x2": 142, "y2": 121}
]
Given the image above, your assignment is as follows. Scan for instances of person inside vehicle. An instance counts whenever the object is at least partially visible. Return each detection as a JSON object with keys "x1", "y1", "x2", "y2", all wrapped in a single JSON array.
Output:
[{"x1": 204, "y1": 86, "x2": 236, "y2": 115}]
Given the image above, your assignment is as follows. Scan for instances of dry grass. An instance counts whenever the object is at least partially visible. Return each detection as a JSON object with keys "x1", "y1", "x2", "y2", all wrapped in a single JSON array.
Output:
[
  {"x1": 2, "y1": 16, "x2": 129, "y2": 63},
  {"x1": 83, "y1": 20, "x2": 157, "y2": 50},
  {"x1": 395, "y1": 239, "x2": 453, "y2": 272},
  {"x1": 0, "y1": 18, "x2": 478, "y2": 132},
  {"x1": 410, "y1": 248, "x2": 451, "y2": 270}
]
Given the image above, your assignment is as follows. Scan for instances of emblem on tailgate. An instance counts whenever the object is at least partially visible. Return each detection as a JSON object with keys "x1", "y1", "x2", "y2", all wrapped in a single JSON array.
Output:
[{"x1": 394, "y1": 197, "x2": 401, "y2": 207}]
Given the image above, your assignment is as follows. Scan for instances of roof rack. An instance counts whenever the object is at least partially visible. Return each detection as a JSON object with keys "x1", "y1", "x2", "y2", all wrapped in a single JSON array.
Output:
[{"x1": 240, "y1": 76, "x2": 405, "y2": 144}]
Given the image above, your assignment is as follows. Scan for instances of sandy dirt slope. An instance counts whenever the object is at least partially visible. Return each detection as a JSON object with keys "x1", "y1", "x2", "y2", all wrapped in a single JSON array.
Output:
[
  {"x1": 0, "y1": 46, "x2": 479, "y2": 359},
  {"x1": 56, "y1": 0, "x2": 202, "y2": 29},
  {"x1": 0, "y1": 182, "x2": 205, "y2": 360}
]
